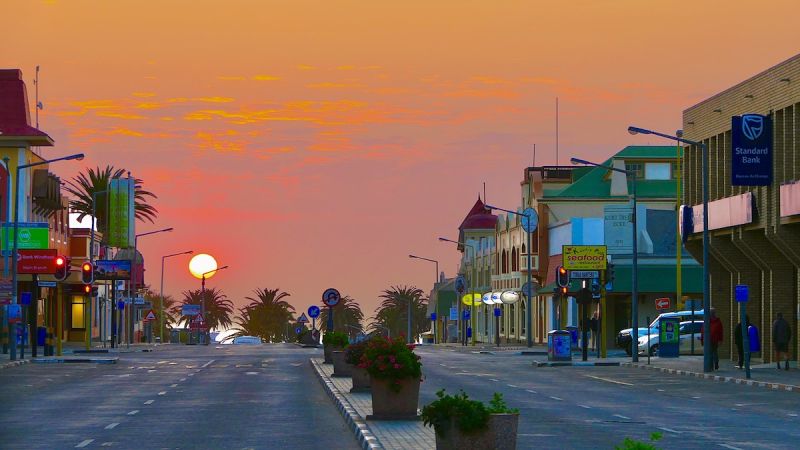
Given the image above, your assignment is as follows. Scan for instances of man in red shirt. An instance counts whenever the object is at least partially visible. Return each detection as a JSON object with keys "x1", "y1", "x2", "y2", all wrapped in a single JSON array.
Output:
[{"x1": 701, "y1": 308, "x2": 724, "y2": 371}]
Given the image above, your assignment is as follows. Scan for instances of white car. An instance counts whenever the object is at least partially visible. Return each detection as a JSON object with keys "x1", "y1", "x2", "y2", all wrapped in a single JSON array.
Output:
[
  {"x1": 637, "y1": 321, "x2": 704, "y2": 356},
  {"x1": 232, "y1": 336, "x2": 262, "y2": 345}
]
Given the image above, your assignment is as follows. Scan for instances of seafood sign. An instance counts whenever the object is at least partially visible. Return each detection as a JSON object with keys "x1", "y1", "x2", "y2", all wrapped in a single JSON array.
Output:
[{"x1": 562, "y1": 245, "x2": 607, "y2": 270}]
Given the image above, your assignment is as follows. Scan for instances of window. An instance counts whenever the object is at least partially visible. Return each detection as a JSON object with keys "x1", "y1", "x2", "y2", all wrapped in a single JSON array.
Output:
[
  {"x1": 625, "y1": 163, "x2": 644, "y2": 179},
  {"x1": 645, "y1": 162, "x2": 671, "y2": 180},
  {"x1": 71, "y1": 296, "x2": 85, "y2": 329},
  {"x1": 511, "y1": 247, "x2": 517, "y2": 271}
]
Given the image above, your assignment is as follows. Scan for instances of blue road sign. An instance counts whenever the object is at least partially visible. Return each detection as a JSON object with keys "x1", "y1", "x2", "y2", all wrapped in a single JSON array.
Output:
[
  {"x1": 430, "y1": 312, "x2": 437, "y2": 321},
  {"x1": 449, "y1": 307, "x2": 458, "y2": 321},
  {"x1": 494, "y1": 308, "x2": 502, "y2": 317},
  {"x1": 117, "y1": 301, "x2": 125, "y2": 310},
  {"x1": 462, "y1": 309, "x2": 470, "y2": 320},
  {"x1": 20, "y1": 292, "x2": 32, "y2": 305},
  {"x1": 735, "y1": 284, "x2": 749, "y2": 302},
  {"x1": 295, "y1": 327, "x2": 302, "y2": 334},
  {"x1": 308, "y1": 305, "x2": 321, "y2": 318}
]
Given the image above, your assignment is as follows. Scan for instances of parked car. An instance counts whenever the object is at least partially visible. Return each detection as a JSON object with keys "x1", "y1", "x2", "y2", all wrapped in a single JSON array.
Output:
[
  {"x1": 617, "y1": 310, "x2": 704, "y2": 355},
  {"x1": 232, "y1": 336, "x2": 262, "y2": 345},
  {"x1": 636, "y1": 321, "x2": 704, "y2": 356}
]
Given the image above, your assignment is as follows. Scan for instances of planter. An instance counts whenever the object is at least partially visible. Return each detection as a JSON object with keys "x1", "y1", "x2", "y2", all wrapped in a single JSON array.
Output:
[
  {"x1": 367, "y1": 377, "x2": 420, "y2": 420},
  {"x1": 434, "y1": 413, "x2": 519, "y2": 450},
  {"x1": 331, "y1": 351, "x2": 352, "y2": 377},
  {"x1": 323, "y1": 344, "x2": 342, "y2": 364},
  {"x1": 350, "y1": 365, "x2": 371, "y2": 392}
]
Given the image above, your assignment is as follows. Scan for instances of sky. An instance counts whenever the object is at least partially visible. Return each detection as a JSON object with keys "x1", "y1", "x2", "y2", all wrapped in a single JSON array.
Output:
[{"x1": 4, "y1": 0, "x2": 799, "y2": 322}]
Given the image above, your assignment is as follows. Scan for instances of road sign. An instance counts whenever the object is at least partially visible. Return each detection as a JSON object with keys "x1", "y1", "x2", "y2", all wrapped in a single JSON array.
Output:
[
  {"x1": 297, "y1": 313, "x2": 309, "y2": 323},
  {"x1": 735, "y1": 284, "x2": 749, "y2": 302},
  {"x1": 7, "y1": 304, "x2": 22, "y2": 323},
  {"x1": 2, "y1": 222, "x2": 49, "y2": 250},
  {"x1": 38, "y1": 281, "x2": 57, "y2": 288},
  {"x1": 182, "y1": 304, "x2": 201, "y2": 316},
  {"x1": 322, "y1": 288, "x2": 341, "y2": 307},
  {"x1": 462, "y1": 309, "x2": 470, "y2": 320},
  {"x1": 570, "y1": 270, "x2": 599, "y2": 279},
  {"x1": 308, "y1": 305, "x2": 321, "y2": 318},
  {"x1": 17, "y1": 249, "x2": 58, "y2": 274},
  {"x1": 20, "y1": 292, "x2": 32, "y2": 305},
  {"x1": 494, "y1": 307, "x2": 502, "y2": 317},
  {"x1": 295, "y1": 327, "x2": 302, "y2": 334},
  {"x1": 655, "y1": 297, "x2": 670, "y2": 310},
  {"x1": 562, "y1": 245, "x2": 607, "y2": 270},
  {"x1": 520, "y1": 207, "x2": 539, "y2": 233},
  {"x1": 521, "y1": 281, "x2": 535, "y2": 297},
  {"x1": 455, "y1": 275, "x2": 466, "y2": 293},
  {"x1": 430, "y1": 312, "x2": 437, "y2": 321},
  {"x1": 144, "y1": 310, "x2": 157, "y2": 321},
  {"x1": 134, "y1": 296, "x2": 145, "y2": 305},
  {"x1": 449, "y1": 307, "x2": 458, "y2": 321},
  {"x1": 117, "y1": 301, "x2": 125, "y2": 310}
]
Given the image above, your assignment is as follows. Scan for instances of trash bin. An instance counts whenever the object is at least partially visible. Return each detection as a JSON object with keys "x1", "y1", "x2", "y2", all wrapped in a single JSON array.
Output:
[
  {"x1": 37, "y1": 326, "x2": 47, "y2": 347},
  {"x1": 566, "y1": 326, "x2": 579, "y2": 349},
  {"x1": 548, "y1": 330, "x2": 572, "y2": 361}
]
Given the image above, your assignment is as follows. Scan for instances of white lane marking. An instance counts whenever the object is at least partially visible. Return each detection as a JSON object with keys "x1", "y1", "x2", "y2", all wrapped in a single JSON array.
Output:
[
  {"x1": 579, "y1": 405, "x2": 591, "y2": 409},
  {"x1": 158, "y1": 391, "x2": 166, "y2": 396},
  {"x1": 75, "y1": 439, "x2": 94, "y2": 448},
  {"x1": 718, "y1": 444, "x2": 744, "y2": 450},
  {"x1": 692, "y1": 396, "x2": 701, "y2": 399},
  {"x1": 179, "y1": 378, "x2": 187, "y2": 382},
  {"x1": 188, "y1": 373, "x2": 195, "y2": 377},
  {"x1": 489, "y1": 378, "x2": 499, "y2": 382},
  {"x1": 245, "y1": 371, "x2": 258, "y2": 375},
  {"x1": 584, "y1": 375, "x2": 633, "y2": 386},
  {"x1": 549, "y1": 396, "x2": 563, "y2": 401},
  {"x1": 170, "y1": 384, "x2": 178, "y2": 388},
  {"x1": 507, "y1": 384, "x2": 518, "y2": 388},
  {"x1": 613, "y1": 414, "x2": 631, "y2": 420},
  {"x1": 104, "y1": 423, "x2": 119, "y2": 430},
  {"x1": 657, "y1": 427, "x2": 682, "y2": 434},
  {"x1": 127, "y1": 410, "x2": 139, "y2": 416},
  {"x1": 657, "y1": 389, "x2": 665, "y2": 392},
  {"x1": 525, "y1": 390, "x2": 537, "y2": 394},
  {"x1": 789, "y1": 413, "x2": 798, "y2": 417},
  {"x1": 201, "y1": 359, "x2": 215, "y2": 368},
  {"x1": 144, "y1": 400, "x2": 154, "y2": 405}
]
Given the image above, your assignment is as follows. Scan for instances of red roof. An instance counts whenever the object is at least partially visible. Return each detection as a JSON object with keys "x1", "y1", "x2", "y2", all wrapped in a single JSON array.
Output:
[
  {"x1": 0, "y1": 69, "x2": 53, "y2": 145},
  {"x1": 458, "y1": 197, "x2": 497, "y2": 230}
]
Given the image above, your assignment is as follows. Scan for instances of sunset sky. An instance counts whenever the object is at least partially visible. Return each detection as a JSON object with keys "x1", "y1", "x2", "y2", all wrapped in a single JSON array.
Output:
[{"x1": 4, "y1": 1, "x2": 799, "y2": 322}]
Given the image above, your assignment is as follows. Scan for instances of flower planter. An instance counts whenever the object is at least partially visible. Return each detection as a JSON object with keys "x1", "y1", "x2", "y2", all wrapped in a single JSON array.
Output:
[
  {"x1": 331, "y1": 351, "x2": 352, "y2": 377},
  {"x1": 323, "y1": 344, "x2": 342, "y2": 364},
  {"x1": 434, "y1": 413, "x2": 519, "y2": 450},
  {"x1": 367, "y1": 377, "x2": 420, "y2": 420},
  {"x1": 350, "y1": 365, "x2": 371, "y2": 392}
]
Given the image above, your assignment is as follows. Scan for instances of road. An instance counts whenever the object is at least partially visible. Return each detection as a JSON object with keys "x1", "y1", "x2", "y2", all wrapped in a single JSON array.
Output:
[
  {"x1": 0, "y1": 344, "x2": 358, "y2": 450},
  {"x1": 415, "y1": 347, "x2": 800, "y2": 450}
]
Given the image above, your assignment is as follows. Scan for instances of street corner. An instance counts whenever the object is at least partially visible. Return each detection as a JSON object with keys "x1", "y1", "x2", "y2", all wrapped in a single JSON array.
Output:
[{"x1": 0, "y1": 359, "x2": 31, "y2": 370}]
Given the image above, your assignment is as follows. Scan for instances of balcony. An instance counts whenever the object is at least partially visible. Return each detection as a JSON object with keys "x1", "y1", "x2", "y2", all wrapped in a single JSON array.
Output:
[{"x1": 519, "y1": 254, "x2": 539, "y2": 271}]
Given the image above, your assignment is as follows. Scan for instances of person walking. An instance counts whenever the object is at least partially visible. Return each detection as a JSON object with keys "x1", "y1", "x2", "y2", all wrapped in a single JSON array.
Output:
[
  {"x1": 735, "y1": 315, "x2": 751, "y2": 369},
  {"x1": 701, "y1": 308, "x2": 724, "y2": 371},
  {"x1": 589, "y1": 312, "x2": 599, "y2": 352},
  {"x1": 773, "y1": 312, "x2": 791, "y2": 370}
]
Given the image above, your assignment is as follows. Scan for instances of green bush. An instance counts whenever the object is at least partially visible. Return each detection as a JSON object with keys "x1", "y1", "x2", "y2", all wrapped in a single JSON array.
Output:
[
  {"x1": 345, "y1": 340, "x2": 369, "y2": 364},
  {"x1": 323, "y1": 331, "x2": 349, "y2": 347},
  {"x1": 421, "y1": 390, "x2": 517, "y2": 437},
  {"x1": 615, "y1": 432, "x2": 663, "y2": 450},
  {"x1": 359, "y1": 336, "x2": 422, "y2": 392}
]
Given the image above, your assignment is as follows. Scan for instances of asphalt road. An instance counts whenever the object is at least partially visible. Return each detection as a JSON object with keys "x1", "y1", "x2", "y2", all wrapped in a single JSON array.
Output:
[
  {"x1": 0, "y1": 344, "x2": 358, "y2": 450},
  {"x1": 415, "y1": 346, "x2": 800, "y2": 450}
]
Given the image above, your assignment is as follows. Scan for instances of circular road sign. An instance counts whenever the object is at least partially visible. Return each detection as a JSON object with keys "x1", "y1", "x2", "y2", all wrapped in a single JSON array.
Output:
[
  {"x1": 308, "y1": 305, "x2": 321, "y2": 318},
  {"x1": 322, "y1": 288, "x2": 341, "y2": 307},
  {"x1": 455, "y1": 275, "x2": 466, "y2": 293},
  {"x1": 295, "y1": 327, "x2": 302, "y2": 334},
  {"x1": 520, "y1": 207, "x2": 539, "y2": 233}
]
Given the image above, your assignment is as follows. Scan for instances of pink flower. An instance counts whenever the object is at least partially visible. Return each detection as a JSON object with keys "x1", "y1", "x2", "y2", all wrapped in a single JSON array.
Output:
[{"x1": 393, "y1": 364, "x2": 401, "y2": 369}]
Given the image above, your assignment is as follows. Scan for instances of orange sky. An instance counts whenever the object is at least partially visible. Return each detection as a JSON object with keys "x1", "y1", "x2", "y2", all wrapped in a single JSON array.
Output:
[{"x1": 4, "y1": 0, "x2": 799, "y2": 322}]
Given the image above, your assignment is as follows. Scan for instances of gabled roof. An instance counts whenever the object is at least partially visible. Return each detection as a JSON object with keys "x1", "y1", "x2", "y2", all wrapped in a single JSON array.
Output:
[
  {"x1": 0, "y1": 69, "x2": 53, "y2": 146},
  {"x1": 458, "y1": 197, "x2": 497, "y2": 231}
]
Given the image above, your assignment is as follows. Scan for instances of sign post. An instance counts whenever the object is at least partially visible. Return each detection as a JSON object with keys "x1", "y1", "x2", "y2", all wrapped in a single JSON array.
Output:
[
  {"x1": 308, "y1": 305, "x2": 321, "y2": 343},
  {"x1": 322, "y1": 288, "x2": 341, "y2": 333},
  {"x1": 735, "y1": 284, "x2": 751, "y2": 379},
  {"x1": 455, "y1": 275, "x2": 465, "y2": 345}
]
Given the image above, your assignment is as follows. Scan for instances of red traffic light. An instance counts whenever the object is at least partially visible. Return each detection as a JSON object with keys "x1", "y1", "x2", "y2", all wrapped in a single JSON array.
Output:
[
  {"x1": 54, "y1": 255, "x2": 69, "y2": 281},
  {"x1": 83, "y1": 284, "x2": 91, "y2": 294},
  {"x1": 560, "y1": 286, "x2": 568, "y2": 295},
  {"x1": 56, "y1": 256, "x2": 65, "y2": 267}
]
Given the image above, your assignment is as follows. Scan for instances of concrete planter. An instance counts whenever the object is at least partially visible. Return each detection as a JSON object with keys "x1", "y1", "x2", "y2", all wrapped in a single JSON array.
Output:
[
  {"x1": 434, "y1": 413, "x2": 519, "y2": 450},
  {"x1": 367, "y1": 377, "x2": 420, "y2": 420},
  {"x1": 350, "y1": 365, "x2": 371, "y2": 392},
  {"x1": 331, "y1": 351, "x2": 352, "y2": 377},
  {"x1": 323, "y1": 344, "x2": 342, "y2": 364}
]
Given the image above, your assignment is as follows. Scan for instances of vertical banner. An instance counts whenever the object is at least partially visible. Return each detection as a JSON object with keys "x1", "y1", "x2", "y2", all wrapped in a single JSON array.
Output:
[
  {"x1": 108, "y1": 178, "x2": 135, "y2": 248},
  {"x1": 732, "y1": 114, "x2": 772, "y2": 186}
]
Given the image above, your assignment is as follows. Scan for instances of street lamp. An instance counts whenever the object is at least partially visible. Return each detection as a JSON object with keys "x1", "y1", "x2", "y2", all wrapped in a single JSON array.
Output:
[
  {"x1": 10, "y1": 152, "x2": 84, "y2": 361},
  {"x1": 409, "y1": 254, "x2": 439, "y2": 344},
  {"x1": 439, "y1": 237, "x2": 478, "y2": 346},
  {"x1": 571, "y1": 157, "x2": 639, "y2": 362},
  {"x1": 128, "y1": 227, "x2": 173, "y2": 347},
  {"x1": 201, "y1": 265, "x2": 228, "y2": 345},
  {"x1": 484, "y1": 204, "x2": 536, "y2": 348},
  {"x1": 628, "y1": 125, "x2": 711, "y2": 372},
  {"x1": 160, "y1": 250, "x2": 193, "y2": 344}
]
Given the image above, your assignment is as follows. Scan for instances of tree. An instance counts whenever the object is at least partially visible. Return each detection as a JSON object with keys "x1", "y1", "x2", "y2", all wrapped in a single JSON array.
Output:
[
  {"x1": 319, "y1": 295, "x2": 365, "y2": 340},
  {"x1": 229, "y1": 288, "x2": 295, "y2": 343},
  {"x1": 142, "y1": 286, "x2": 177, "y2": 340},
  {"x1": 173, "y1": 287, "x2": 234, "y2": 332},
  {"x1": 369, "y1": 286, "x2": 428, "y2": 341},
  {"x1": 64, "y1": 165, "x2": 158, "y2": 234}
]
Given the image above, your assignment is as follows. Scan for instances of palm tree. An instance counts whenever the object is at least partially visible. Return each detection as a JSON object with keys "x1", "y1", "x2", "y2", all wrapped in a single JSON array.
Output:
[
  {"x1": 173, "y1": 287, "x2": 234, "y2": 332},
  {"x1": 64, "y1": 165, "x2": 158, "y2": 233},
  {"x1": 369, "y1": 286, "x2": 428, "y2": 341},
  {"x1": 319, "y1": 295, "x2": 365, "y2": 340},
  {"x1": 142, "y1": 286, "x2": 177, "y2": 340},
  {"x1": 229, "y1": 288, "x2": 295, "y2": 343}
]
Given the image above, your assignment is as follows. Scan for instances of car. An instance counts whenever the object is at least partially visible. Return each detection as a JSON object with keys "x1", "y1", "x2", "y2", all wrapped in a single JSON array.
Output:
[
  {"x1": 617, "y1": 310, "x2": 704, "y2": 355},
  {"x1": 232, "y1": 336, "x2": 262, "y2": 345},
  {"x1": 636, "y1": 321, "x2": 704, "y2": 356}
]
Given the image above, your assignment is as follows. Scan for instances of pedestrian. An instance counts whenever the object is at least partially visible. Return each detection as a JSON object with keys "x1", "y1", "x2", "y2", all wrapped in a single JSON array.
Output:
[
  {"x1": 589, "y1": 312, "x2": 599, "y2": 352},
  {"x1": 700, "y1": 308, "x2": 724, "y2": 371},
  {"x1": 772, "y1": 312, "x2": 791, "y2": 370},
  {"x1": 734, "y1": 315, "x2": 751, "y2": 369}
]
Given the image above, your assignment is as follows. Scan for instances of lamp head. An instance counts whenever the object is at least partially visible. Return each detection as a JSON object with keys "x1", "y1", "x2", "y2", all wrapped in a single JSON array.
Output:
[
  {"x1": 437, "y1": 237, "x2": 447, "y2": 242},
  {"x1": 68, "y1": 153, "x2": 85, "y2": 161},
  {"x1": 570, "y1": 157, "x2": 589, "y2": 166},
  {"x1": 408, "y1": 254, "x2": 416, "y2": 258},
  {"x1": 627, "y1": 126, "x2": 650, "y2": 136}
]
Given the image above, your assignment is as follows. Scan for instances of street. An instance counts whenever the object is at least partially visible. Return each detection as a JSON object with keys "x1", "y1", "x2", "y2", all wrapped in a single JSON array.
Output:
[{"x1": 0, "y1": 345, "x2": 358, "y2": 450}]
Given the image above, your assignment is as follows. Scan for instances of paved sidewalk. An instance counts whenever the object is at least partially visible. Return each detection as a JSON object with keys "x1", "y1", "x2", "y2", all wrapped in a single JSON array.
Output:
[{"x1": 310, "y1": 358, "x2": 435, "y2": 450}]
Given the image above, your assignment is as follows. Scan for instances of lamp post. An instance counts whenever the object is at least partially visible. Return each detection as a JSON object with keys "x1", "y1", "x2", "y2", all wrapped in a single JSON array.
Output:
[
  {"x1": 10, "y1": 153, "x2": 84, "y2": 361},
  {"x1": 409, "y1": 254, "x2": 439, "y2": 344},
  {"x1": 129, "y1": 227, "x2": 173, "y2": 347},
  {"x1": 571, "y1": 157, "x2": 639, "y2": 362},
  {"x1": 160, "y1": 250, "x2": 193, "y2": 344},
  {"x1": 485, "y1": 204, "x2": 536, "y2": 348},
  {"x1": 439, "y1": 237, "x2": 478, "y2": 346},
  {"x1": 201, "y1": 265, "x2": 228, "y2": 345},
  {"x1": 628, "y1": 125, "x2": 711, "y2": 373}
]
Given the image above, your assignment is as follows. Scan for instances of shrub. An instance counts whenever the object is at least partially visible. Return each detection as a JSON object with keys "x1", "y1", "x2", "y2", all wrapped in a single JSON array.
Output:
[
  {"x1": 345, "y1": 340, "x2": 369, "y2": 365},
  {"x1": 421, "y1": 390, "x2": 518, "y2": 437},
  {"x1": 358, "y1": 335, "x2": 422, "y2": 392},
  {"x1": 323, "y1": 331, "x2": 349, "y2": 348}
]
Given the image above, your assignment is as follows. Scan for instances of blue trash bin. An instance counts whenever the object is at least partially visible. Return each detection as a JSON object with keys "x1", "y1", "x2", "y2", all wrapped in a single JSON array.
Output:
[
  {"x1": 37, "y1": 326, "x2": 47, "y2": 347},
  {"x1": 548, "y1": 330, "x2": 572, "y2": 361},
  {"x1": 566, "y1": 326, "x2": 579, "y2": 349}
]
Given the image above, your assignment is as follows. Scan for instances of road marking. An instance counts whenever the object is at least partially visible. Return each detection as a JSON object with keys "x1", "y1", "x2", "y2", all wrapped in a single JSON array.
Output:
[
  {"x1": 657, "y1": 427, "x2": 682, "y2": 434},
  {"x1": 179, "y1": 378, "x2": 187, "y2": 382},
  {"x1": 170, "y1": 384, "x2": 178, "y2": 388},
  {"x1": 157, "y1": 360, "x2": 169, "y2": 364},
  {"x1": 104, "y1": 423, "x2": 119, "y2": 430},
  {"x1": 158, "y1": 391, "x2": 166, "y2": 396},
  {"x1": 235, "y1": 364, "x2": 253, "y2": 368},
  {"x1": 489, "y1": 378, "x2": 499, "y2": 382},
  {"x1": 507, "y1": 384, "x2": 518, "y2": 388},
  {"x1": 201, "y1": 359, "x2": 215, "y2": 368},
  {"x1": 525, "y1": 390, "x2": 537, "y2": 394},
  {"x1": 75, "y1": 439, "x2": 94, "y2": 448},
  {"x1": 144, "y1": 400, "x2": 154, "y2": 405},
  {"x1": 245, "y1": 371, "x2": 258, "y2": 375},
  {"x1": 584, "y1": 375, "x2": 633, "y2": 386},
  {"x1": 188, "y1": 373, "x2": 195, "y2": 377},
  {"x1": 549, "y1": 396, "x2": 563, "y2": 401},
  {"x1": 718, "y1": 444, "x2": 744, "y2": 450},
  {"x1": 657, "y1": 389, "x2": 665, "y2": 392},
  {"x1": 613, "y1": 414, "x2": 631, "y2": 420},
  {"x1": 692, "y1": 396, "x2": 701, "y2": 399},
  {"x1": 579, "y1": 405, "x2": 591, "y2": 409},
  {"x1": 127, "y1": 410, "x2": 139, "y2": 416},
  {"x1": 788, "y1": 413, "x2": 798, "y2": 417},
  {"x1": 147, "y1": 370, "x2": 156, "y2": 373}
]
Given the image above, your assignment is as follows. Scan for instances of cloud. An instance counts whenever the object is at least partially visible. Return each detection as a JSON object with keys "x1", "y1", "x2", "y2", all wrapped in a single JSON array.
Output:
[
  {"x1": 193, "y1": 96, "x2": 235, "y2": 103},
  {"x1": 135, "y1": 102, "x2": 163, "y2": 110},
  {"x1": 252, "y1": 75, "x2": 280, "y2": 81},
  {"x1": 297, "y1": 64, "x2": 317, "y2": 70},
  {"x1": 195, "y1": 130, "x2": 246, "y2": 153},
  {"x1": 217, "y1": 76, "x2": 246, "y2": 81},
  {"x1": 96, "y1": 111, "x2": 146, "y2": 120},
  {"x1": 132, "y1": 92, "x2": 157, "y2": 98},
  {"x1": 253, "y1": 146, "x2": 295, "y2": 160},
  {"x1": 306, "y1": 82, "x2": 363, "y2": 89}
]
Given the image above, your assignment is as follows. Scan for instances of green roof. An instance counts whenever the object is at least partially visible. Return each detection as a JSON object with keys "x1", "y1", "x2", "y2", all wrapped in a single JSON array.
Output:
[
  {"x1": 613, "y1": 145, "x2": 682, "y2": 159},
  {"x1": 536, "y1": 264, "x2": 702, "y2": 295}
]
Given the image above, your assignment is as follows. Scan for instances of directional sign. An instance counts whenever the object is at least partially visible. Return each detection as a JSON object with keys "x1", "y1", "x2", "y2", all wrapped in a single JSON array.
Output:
[
  {"x1": 295, "y1": 327, "x2": 302, "y2": 334},
  {"x1": 520, "y1": 207, "x2": 539, "y2": 233},
  {"x1": 570, "y1": 270, "x2": 600, "y2": 279},
  {"x1": 20, "y1": 292, "x2": 32, "y2": 305},
  {"x1": 735, "y1": 284, "x2": 749, "y2": 303},
  {"x1": 449, "y1": 307, "x2": 458, "y2": 321},
  {"x1": 182, "y1": 304, "x2": 201, "y2": 316},
  {"x1": 144, "y1": 310, "x2": 157, "y2": 321},
  {"x1": 38, "y1": 281, "x2": 57, "y2": 288},
  {"x1": 322, "y1": 288, "x2": 341, "y2": 307},
  {"x1": 308, "y1": 305, "x2": 321, "y2": 318},
  {"x1": 655, "y1": 297, "x2": 670, "y2": 310},
  {"x1": 297, "y1": 313, "x2": 309, "y2": 323}
]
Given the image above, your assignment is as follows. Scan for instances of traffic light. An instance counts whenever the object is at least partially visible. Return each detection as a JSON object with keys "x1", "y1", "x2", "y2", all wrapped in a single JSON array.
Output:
[
  {"x1": 556, "y1": 265, "x2": 569, "y2": 287},
  {"x1": 606, "y1": 262, "x2": 615, "y2": 285},
  {"x1": 559, "y1": 286, "x2": 568, "y2": 296},
  {"x1": 91, "y1": 286, "x2": 99, "y2": 297},
  {"x1": 54, "y1": 256, "x2": 69, "y2": 281},
  {"x1": 83, "y1": 284, "x2": 91, "y2": 295},
  {"x1": 81, "y1": 261, "x2": 94, "y2": 284}
]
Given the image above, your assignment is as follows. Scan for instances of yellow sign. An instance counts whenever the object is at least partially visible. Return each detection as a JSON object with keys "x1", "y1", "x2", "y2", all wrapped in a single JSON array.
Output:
[
  {"x1": 461, "y1": 293, "x2": 483, "y2": 306},
  {"x1": 562, "y1": 245, "x2": 607, "y2": 270}
]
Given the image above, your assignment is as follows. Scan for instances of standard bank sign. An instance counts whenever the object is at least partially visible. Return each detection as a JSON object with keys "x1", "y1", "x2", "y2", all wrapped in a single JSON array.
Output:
[{"x1": 732, "y1": 114, "x2": 772, "y2": 186}]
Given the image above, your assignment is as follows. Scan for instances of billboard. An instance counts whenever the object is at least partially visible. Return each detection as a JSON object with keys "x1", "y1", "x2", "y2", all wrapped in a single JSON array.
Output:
[
  {"x1": 732, "y1": 114, "x2": 772, "y2": 186},
  {"x1": 2, "y1": 222, "x2": 49, "y2": 250},
  {"x1": 108, "y1": 178, "x2": 135, "y2": 248},
  {"x1": 562, "y1": 245, "x2": 607, "y2": 270},
  {"x1": 17, "y1": 249, "x2": 58, "y2": 274},
  {"x1": 95, "y1": 259, "x2": 131, "y2": 280}
]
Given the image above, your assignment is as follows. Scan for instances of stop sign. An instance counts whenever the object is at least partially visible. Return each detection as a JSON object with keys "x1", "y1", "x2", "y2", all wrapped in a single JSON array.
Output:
[{"x1": 655, "y1": 297, "x2": 670, "y2": 310}]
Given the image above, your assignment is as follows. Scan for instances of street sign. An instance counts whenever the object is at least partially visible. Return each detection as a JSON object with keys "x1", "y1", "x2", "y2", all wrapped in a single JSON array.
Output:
[
  {"x1": 521, "y1": 281, "x2": 535, "y2": 297},
  {"x1": 455, "y1": 275, "x2": 466, "y2": 293},
  {"x1": 322, "y1": 288, "x2": 341, "y2": 307},
  {"x1": 562, "y1": 245, "x2": 607, "y2": 270},
  {"x1": 295, "y1": 326, "x2": 302, "y2": 334},
  {"x1": 182, "y1": 304, "x2": 201, "y2": 316},
  {"x1": 20, "y1": 292, "x2": 32, "y2": 305},
  {"x1": 17, "y1": 249, "x2": 58, "y2": 274},
  {"x1": 7, "y1": 304, "x2": 22, "y2": 323},
  {"x1": 462, "y1": 309, "x2": 470, "y2": 320},
  {"x1": 520, "y1": 207, "x2": 539, "y2": 233},
  {"x1": 735, "y1": 284, "x2": 749, "y2": 302},
  {"x1": 134, "y1": 296, "x2": 145, "y2": 305},
  {"x1": 95, "y1": 260, "x2": 132, "y2": 280},
  {"x1": 2, "y1": 222, "x2": 49, "y2": 250},
  {"x1": 297, "y1": 313, "x2": 309, "y2": 323},
  {"x1": 570, "y1": 270, "x2": 599, "y2": 279},
  {"x1": 38, "y1": 281, "x2": 57, "y2": 288},
  {"x1": 117, "y1": 301, "x2": 125, "y2": 310},
  {"x1": 144, "y1": 310, "x2": 157, "y2": 321},
  {"x1": 494, "y1": 307, "x2": 502, "y2": 317},
  {"x1": 308, "y1": 305, "x2": 321, "y2": 318},
  {"x1": 655, "y1": 297, "x2": 671, "y2": 310},
  {"x1": 449, "y1": 307, "x2": 458, "y2": 321},
  {"x1": 430, "y1": 312, "x2": 437, "y2": 321}
]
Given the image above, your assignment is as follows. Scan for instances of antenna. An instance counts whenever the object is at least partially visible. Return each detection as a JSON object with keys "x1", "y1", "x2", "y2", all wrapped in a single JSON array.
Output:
[
  {"x1": 555, "y1": 97, "x2": 559, "y2": 166},
  {"x1": 35, "y1": 65, "x2": 40, "y2": 129},
  {"x1": 483, "y1": 182, "x2": 486, "y2": 204},
  {"x1": 533, "y1": 143, "x2": 536, "y2": 167}
]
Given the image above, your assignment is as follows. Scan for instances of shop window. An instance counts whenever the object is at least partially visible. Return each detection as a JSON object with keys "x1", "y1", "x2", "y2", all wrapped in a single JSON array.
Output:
[
  {"x1": 71, "y1": 296, "x2": 85, "y2": 329},
  {"x1": 645, "y1": 162, "x2": 671, "y2": 180}
]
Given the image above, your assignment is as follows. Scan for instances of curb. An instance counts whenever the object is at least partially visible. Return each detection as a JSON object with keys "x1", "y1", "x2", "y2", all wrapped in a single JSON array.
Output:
[
  {"x1": 0, "y1": 359, "x2": 31, "y2": 370},
  {"x1": 622, "y1": 362, "x2": 800, "y2": 392},
  {"x1": 31, "y1": 357, "x2": 118, "y2": 364},
  {"x1": 310, "y1": 359, "x2": 383, "y2": 450},
  {"x1": 533, "y1": 360, "x2": 621, "y2": 367}
]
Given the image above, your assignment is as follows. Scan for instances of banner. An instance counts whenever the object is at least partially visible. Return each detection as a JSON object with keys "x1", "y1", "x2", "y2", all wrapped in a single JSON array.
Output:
[
  {"x1": 732, "y1": 114, "x2": 772, "y2": 186},
  {"x1": 2, "y1": 222, "x2": 49, "y2": 250},
  {"x1": 108, "y1": 178, "x2": 135, "y2": 248}
]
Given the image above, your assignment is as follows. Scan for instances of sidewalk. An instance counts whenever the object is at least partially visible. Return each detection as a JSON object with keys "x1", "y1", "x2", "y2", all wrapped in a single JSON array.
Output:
[{"x1": 310, "y1": 358, "x2": 435, "y2": 450}]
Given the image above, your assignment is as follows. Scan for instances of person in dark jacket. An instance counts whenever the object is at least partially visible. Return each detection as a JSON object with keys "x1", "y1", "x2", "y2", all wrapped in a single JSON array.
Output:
[
  {"x1": 700, "y1": 308, "x2": 724, "y2": 370},
  {"x1": 773, "y1": 313, "x2": 791, "y2": 370},
  {"x1": 735, "y1": 315, "x2": 751, "y2": 369}
]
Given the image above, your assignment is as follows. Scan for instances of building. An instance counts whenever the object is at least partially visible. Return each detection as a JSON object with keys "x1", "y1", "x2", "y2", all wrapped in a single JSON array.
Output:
[{"x1": 681, "y1": 53, "x2": 800, "y2": 363}]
